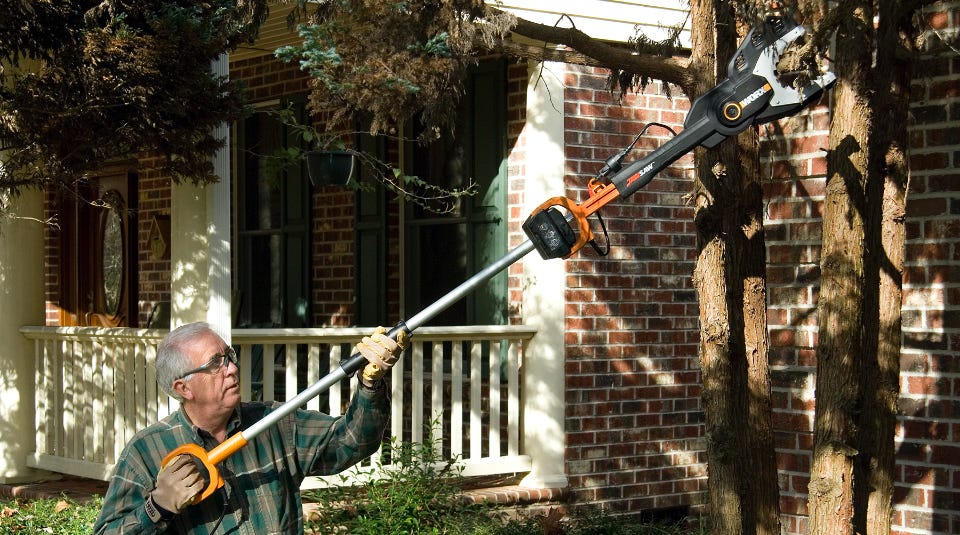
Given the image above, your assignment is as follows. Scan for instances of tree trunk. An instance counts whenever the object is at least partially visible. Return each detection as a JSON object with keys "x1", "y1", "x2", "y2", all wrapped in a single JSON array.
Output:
[
  {"x1": 855, "y1": 2, "x2": 914, "y2": 534},
  {"x1": 736, "y1": 80, "x2": 782, "y2": 535},
  {"x1": 806, "y1": 4, "x2": 874, "y2": 535},
  {"x1": 689, "y1": 2, "x2": 781, "y2": 534}
]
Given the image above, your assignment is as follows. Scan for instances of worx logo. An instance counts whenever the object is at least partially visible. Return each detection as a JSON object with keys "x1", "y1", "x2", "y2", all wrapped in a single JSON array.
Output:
[{"x1": 740, "y1": 83, "x2": 772, "y2": 108}]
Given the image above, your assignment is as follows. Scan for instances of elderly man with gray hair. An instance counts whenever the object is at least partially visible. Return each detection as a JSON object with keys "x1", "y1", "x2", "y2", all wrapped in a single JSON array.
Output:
[{"x1": 94, "y1": 321, "x2": 405, "y2": 534}]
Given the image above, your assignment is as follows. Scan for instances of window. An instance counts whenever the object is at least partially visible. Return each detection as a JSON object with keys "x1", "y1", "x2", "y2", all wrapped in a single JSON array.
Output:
[
  {"x1": 401, "y1": 59, "x2": 508, "y2": 326},
  {"x1": 235, "y1": 103, "x2": 311, "y2": 328}
]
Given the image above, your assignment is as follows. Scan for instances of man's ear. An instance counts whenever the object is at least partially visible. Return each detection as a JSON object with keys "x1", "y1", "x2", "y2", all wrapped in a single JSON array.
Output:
[{"x1": 173, "y1": 378, "x2": 194, "y2": 401}]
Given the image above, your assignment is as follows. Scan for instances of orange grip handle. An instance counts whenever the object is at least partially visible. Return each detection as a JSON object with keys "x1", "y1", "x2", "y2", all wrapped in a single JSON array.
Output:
[
  {"x1": 160, "y1": 433, "x2": 249, "y2": 504},
  {"x1": 528, "y1": 180, "x2": 623, "y2": 258}
]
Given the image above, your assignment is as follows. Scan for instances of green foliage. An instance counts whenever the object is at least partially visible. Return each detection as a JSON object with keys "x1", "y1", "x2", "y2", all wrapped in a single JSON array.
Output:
[
  {"x1": 303, "y1": 423, "x2": 477, "y2": 535},
  {"x1": 0, "y1": 490, "x2": 705, "y2": 535},
  {"x1": 0, "y1": 1, "x2": 269, "y2": 196},
  {"x1": 302, "y1": 418, "x2": 705, "y2": 534},
  {"x1": 0, "y1": 496, "x2": 102, "y2": 534},
  {"x1": 407, "y1": 33, "x2": 453, "y2": 58},
  {"x1": 562, "y1": 506, "x2": 707, "y2": 535},
  {"x1": 275, "y1": 23, "x2": 344, "y2": 89},
  {"x1": 279, "y1": 0, "x2": 516, "y2": 140}
]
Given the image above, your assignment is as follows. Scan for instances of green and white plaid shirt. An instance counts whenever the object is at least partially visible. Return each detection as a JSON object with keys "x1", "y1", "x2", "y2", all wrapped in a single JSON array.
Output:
[{"x1": 94, "y1": 382, "x2": 389, "y2": 534}]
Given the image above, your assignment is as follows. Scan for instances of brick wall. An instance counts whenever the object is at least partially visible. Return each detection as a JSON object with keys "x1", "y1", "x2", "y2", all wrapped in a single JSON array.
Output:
[
  {"x1": 762, "y1": 120, "x2": 829, "y2": 534},
  {"x1": 759, "y1": 63, "x2": 833, "y2": 534},
  {"x1": 761, "y1": 3, "x2": 960, "y2": 534},
  {"x1": 558, "y1": 64, "x2": 706, "y2": 516},
  {"x1": 311, "y1": 187, "x2": 361, "y2": 325},
  {"x1": 135, "y1": 157, "x2": 172, "y2": 327},
  {"x1": 557, "y1": 4, "x2": 960, "y2": 529},
  {"x1": 43, "y1": 187, "x2": 59, "y2": 324},
  {"x1": 506, "y1": 59, "x2": 532, "y2": 325},
  {"x1": 888, "y1": 5, "x2": 960, "y2": 531}
]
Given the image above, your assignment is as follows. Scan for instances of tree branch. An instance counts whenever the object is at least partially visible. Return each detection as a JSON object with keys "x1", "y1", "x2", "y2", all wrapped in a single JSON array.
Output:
[{"x1": 489, "y1": 8, "x2": 695, "y2": 93}]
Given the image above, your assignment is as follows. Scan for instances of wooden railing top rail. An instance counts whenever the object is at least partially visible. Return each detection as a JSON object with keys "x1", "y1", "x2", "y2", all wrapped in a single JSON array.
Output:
[
  {"x1": 20, "y1": 326, "x2": 166, "y2": 341},
  {"x1": 22, "y1": 325, "x2": 537, "y2": 343}
]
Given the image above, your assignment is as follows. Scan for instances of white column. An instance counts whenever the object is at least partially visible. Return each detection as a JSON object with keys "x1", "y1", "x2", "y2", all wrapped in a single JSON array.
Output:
[
  {"x1": 170, "y1": 53, "x2": 232, "y2": 344},
  {"x1": 0, "y1": 189, "x2": 46, "y2": 483},
  {"x1": 519, "y1": 61, "x2": 568, "y2": 489}
]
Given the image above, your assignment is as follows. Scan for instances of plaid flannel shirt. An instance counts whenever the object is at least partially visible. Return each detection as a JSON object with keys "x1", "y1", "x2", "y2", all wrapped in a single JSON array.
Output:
[{"x1": 94, "y1": 382, "x2": 389, "y2": 534}]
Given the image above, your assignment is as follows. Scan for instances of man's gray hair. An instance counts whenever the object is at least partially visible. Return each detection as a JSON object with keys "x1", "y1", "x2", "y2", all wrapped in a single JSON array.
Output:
[{"x1": 156, "y1": 322, "x2": 216, "y2": 401}]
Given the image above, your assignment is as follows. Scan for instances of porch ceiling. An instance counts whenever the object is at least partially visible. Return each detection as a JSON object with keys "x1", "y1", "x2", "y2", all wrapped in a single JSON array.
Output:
[
  {"x1": 229, "y1": 1, "x2": 692, "y2": 64},
  {"x1": 231, "y1": 2, "x2": 299, "y2": 63}
]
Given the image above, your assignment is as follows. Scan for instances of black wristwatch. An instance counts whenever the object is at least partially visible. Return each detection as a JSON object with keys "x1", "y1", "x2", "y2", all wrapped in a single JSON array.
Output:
[{"x1": 145, "y1": 493, "x2": 174, "y2": 524}]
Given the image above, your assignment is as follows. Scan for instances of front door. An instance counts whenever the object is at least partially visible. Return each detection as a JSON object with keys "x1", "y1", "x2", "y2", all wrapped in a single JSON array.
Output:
[{"x1": 57, "y1": 167, "x2": 139, "y2": 327}]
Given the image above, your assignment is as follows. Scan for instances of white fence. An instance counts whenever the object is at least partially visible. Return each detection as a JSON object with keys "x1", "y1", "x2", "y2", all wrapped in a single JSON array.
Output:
[{"x1": 20, "y1": 325, "x2": 537, "y2": 487}]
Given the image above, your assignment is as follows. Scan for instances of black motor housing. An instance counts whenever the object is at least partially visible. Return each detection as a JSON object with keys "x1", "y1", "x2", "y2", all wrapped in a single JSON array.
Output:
[{"x1": 522, "y1": 206, "x2": 577, "y2": 260}]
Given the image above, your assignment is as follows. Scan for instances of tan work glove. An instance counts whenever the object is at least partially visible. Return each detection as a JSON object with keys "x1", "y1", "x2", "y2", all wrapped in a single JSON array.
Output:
[
  {"x1": 148, "y1": 455, "x2": 205, "y2": 519},
  {"x1": 355, "y1": 327, "x2": 409, "y2": 387}
]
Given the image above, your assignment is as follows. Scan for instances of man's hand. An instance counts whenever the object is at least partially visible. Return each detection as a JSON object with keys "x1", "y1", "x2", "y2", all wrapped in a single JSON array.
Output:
[
  {"x1": 356, "y1": 327, "x2": 409, "y2": 387},
  {"x1": 150, "y1": 454, "x2": 205, "y2": 516}
]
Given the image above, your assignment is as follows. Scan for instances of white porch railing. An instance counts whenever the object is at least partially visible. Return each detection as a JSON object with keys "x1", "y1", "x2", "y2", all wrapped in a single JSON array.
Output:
[{"x1": 20, "y1": 325, "x2": 537, "y2": 488}]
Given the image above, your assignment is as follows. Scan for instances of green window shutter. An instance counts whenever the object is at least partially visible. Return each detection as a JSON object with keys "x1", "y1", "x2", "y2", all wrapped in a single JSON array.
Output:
[
  {"x1": 354, "y1": 132, "x2": 388, "y2": 327},
  {"x1": 467, "y1": 60, "x2": 508, "y2": 325}
]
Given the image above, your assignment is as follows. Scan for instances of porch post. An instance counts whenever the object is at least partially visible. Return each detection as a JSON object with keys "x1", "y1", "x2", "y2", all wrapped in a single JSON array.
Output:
[
  {"x1": 169, "y1": 54, "x2": 232, "y2": 343},
  {"x1": 0, "y1": 189, "x2": 46, "y2": 483},
  {"x1": 519, "y1": 61, "x2": 568, "y2": 489}
]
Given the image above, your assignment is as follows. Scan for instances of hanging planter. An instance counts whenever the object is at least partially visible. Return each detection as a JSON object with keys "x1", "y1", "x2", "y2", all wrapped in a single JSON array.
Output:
[{"x1": 305, "y1": 150, "x2": 356, "y2": 187}]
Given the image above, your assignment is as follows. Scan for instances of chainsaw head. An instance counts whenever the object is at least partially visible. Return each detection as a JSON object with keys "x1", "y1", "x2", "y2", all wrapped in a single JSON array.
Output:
[{"x1": 737, "y1": 15, "x2": 836, "y2": 125}]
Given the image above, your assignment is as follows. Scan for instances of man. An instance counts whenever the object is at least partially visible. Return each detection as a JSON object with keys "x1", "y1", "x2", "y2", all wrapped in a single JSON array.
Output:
[{"x1": 94, "y1": 322, "x2": 405, "y2": 534}]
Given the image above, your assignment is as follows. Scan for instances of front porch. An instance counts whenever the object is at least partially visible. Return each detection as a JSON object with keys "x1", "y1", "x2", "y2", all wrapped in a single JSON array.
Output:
[{"x1": 19, "y1": 324, "x2": 565, "y2": 491}]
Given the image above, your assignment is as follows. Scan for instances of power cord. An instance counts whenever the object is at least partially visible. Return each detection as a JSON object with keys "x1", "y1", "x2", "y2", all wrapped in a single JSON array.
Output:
[{"x1": 588, "y1": 122, "x2": 679, "y2": 256}]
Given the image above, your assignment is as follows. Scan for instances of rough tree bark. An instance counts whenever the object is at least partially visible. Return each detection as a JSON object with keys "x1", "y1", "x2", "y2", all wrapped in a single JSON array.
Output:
[
  {"x1": 689, "y1": 2, "x2": 781, "y2": 534},
  {"x1": 855, "y1": 1, "x2": 914, "y2": 534},
  {"x1": 804, "y1": 0, "x2": 922, "y2": 533},
  {"x1": 806, "y1": 3, "x2": 873, "y2": 534}
]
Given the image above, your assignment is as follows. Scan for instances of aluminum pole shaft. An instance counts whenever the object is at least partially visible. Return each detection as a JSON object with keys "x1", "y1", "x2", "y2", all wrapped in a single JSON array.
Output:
[
  {"x1": 240, "y1": 238, "x2": 537, "y2": 441},
  {"x1": 406, "y1": 239, "x2": 536, "y2": 331}
]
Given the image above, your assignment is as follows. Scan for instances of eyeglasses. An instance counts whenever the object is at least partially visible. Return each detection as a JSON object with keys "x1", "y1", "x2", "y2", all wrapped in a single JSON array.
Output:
[{"x1": 176, "y1": 347, "x2": 238, "y2": 381}]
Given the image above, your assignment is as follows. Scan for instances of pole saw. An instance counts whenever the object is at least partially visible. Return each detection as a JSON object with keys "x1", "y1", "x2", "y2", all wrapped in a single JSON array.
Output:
[{"x1": 163, "y1": 13, "x2": 837, "y2": 503}]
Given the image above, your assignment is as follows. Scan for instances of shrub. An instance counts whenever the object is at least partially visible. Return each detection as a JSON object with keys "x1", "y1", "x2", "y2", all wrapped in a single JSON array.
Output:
[
  {"x1": 302, "y1": 423, "x2": 488, "y2": 534},
  {"x1": 302, "y1": 420, "x2": 707, "y2": 534}
]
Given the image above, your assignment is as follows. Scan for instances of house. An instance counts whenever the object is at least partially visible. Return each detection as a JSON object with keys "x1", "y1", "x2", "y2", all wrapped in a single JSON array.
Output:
[{"x1": 1, "y1": 2, "x2": 958, "y2": 533}]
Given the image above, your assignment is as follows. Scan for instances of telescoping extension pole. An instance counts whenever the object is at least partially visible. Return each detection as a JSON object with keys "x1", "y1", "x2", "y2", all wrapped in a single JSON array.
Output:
[
  {"x1": 162, "y1": 12, "x2": 836, "y2": 503},
  {"x1": 162, "y1": 240, "x2": 537, "y2": 502}
]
